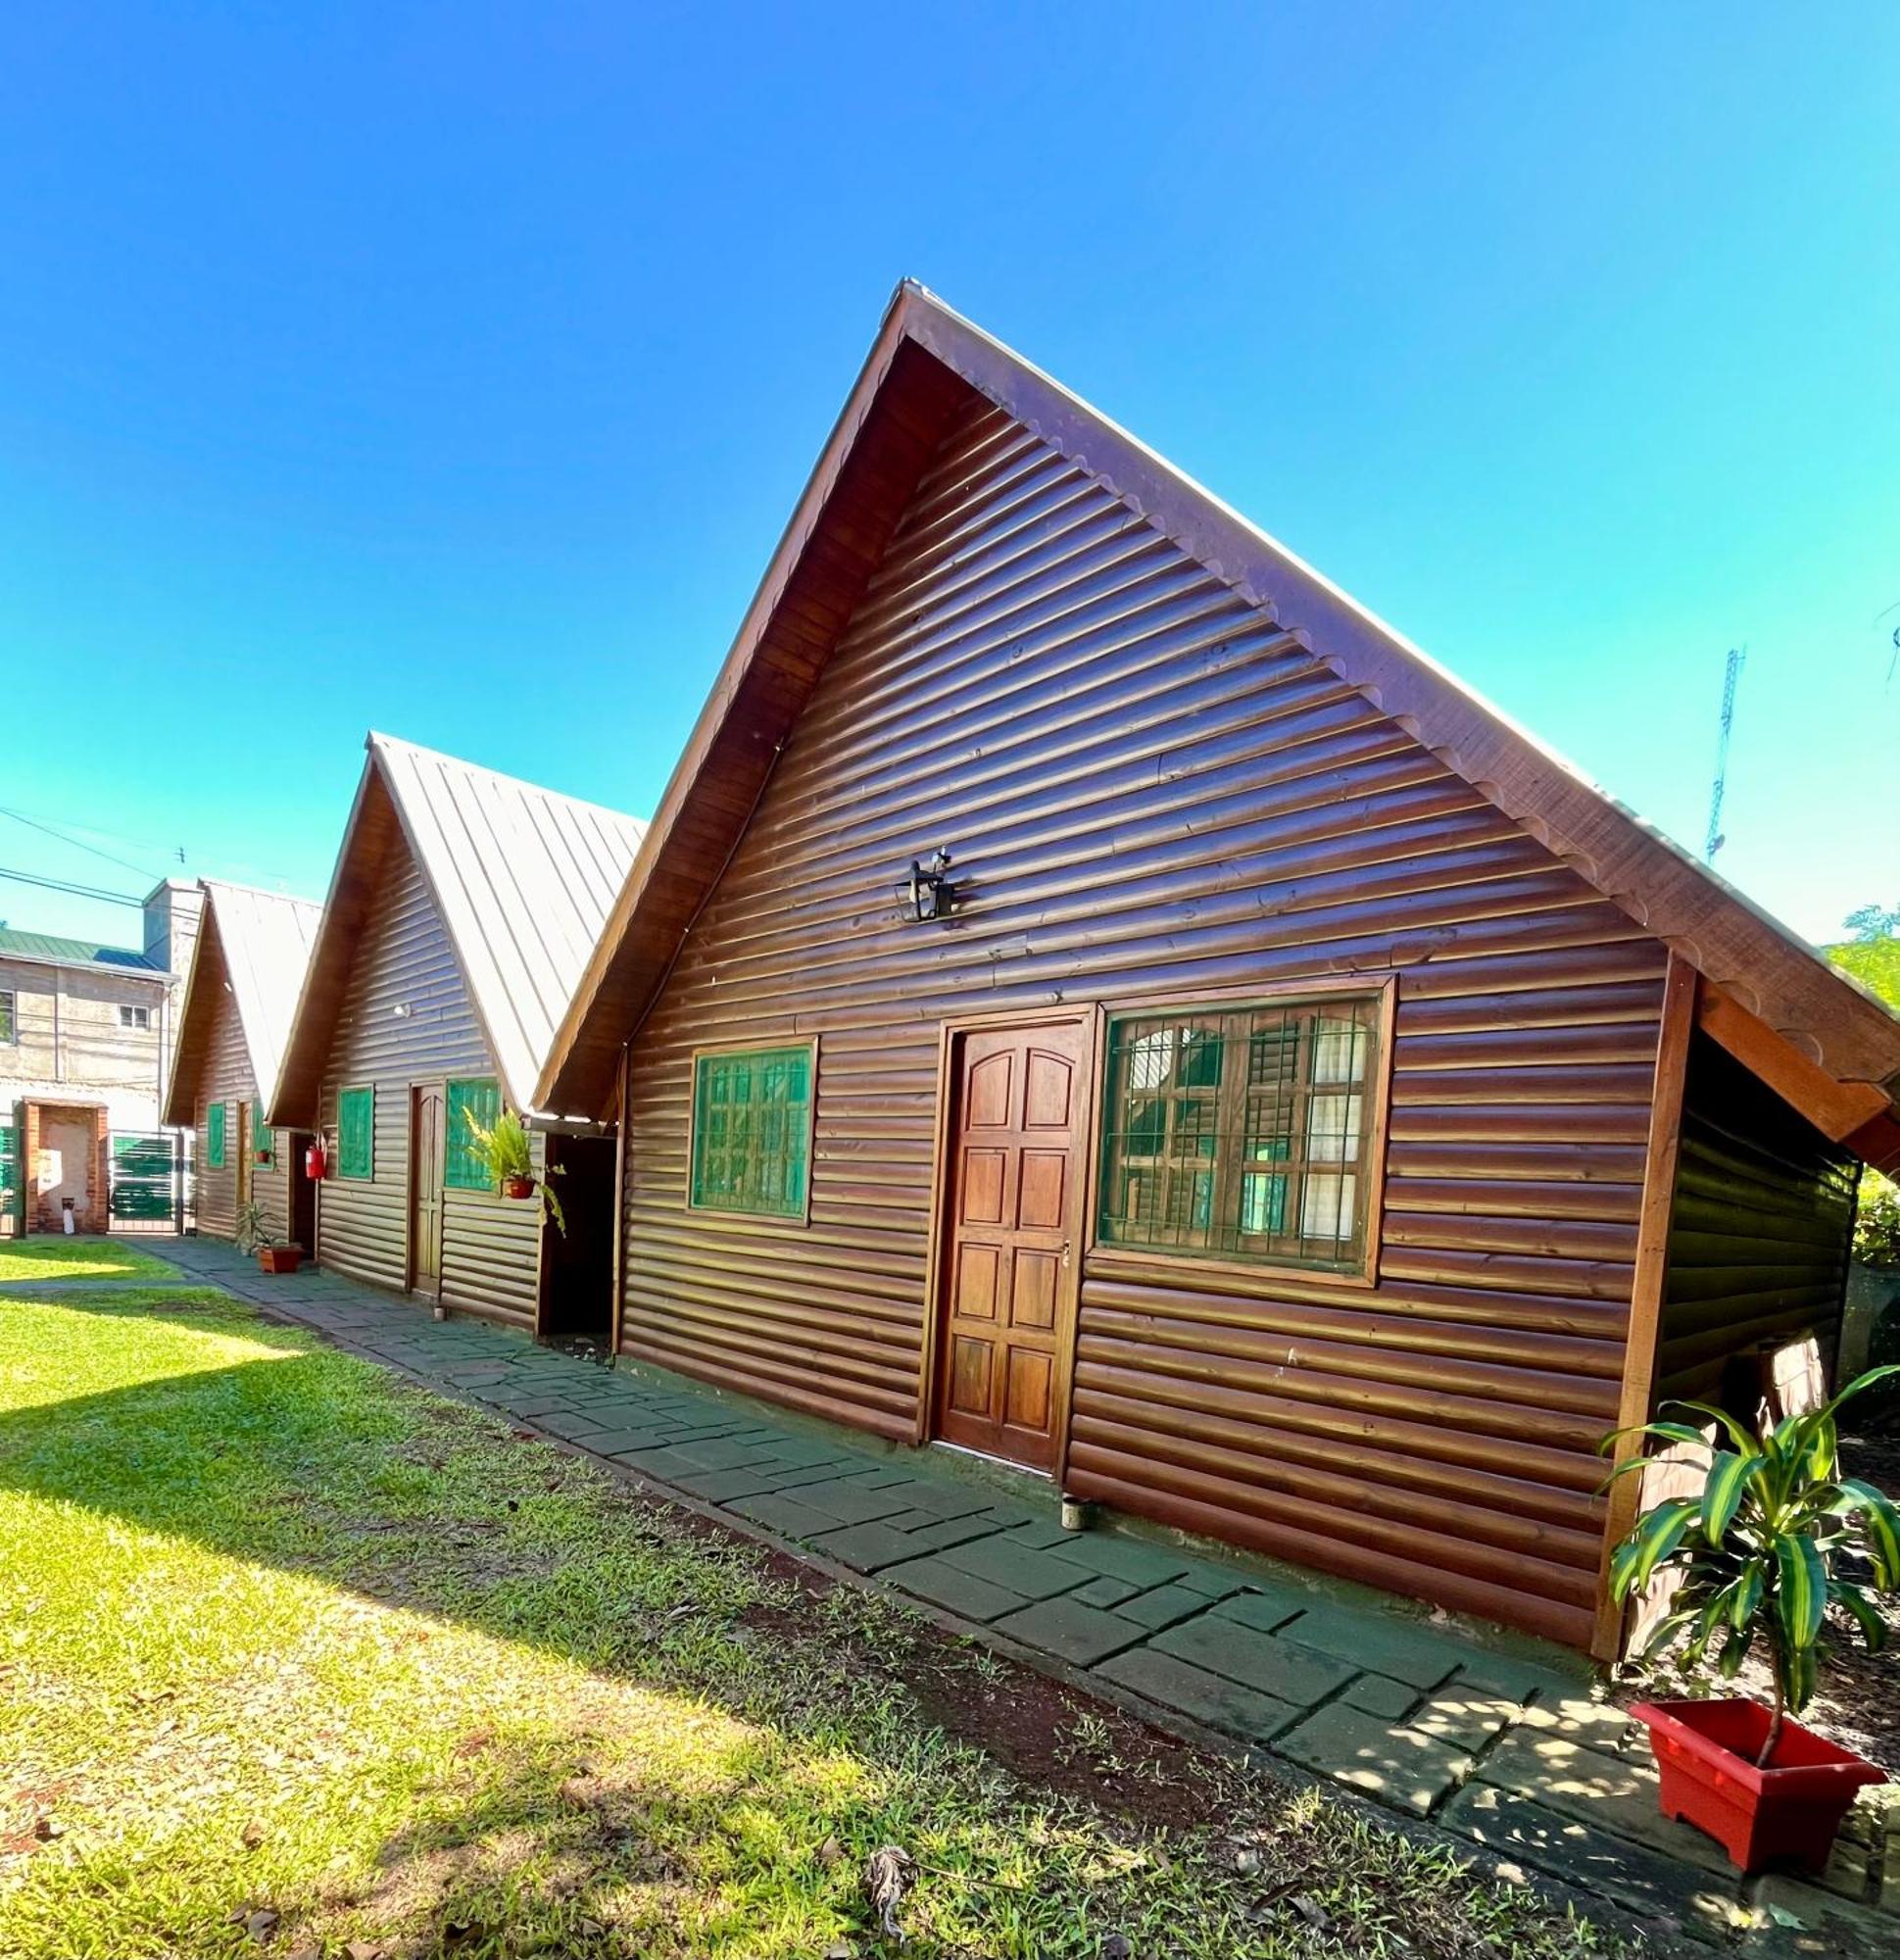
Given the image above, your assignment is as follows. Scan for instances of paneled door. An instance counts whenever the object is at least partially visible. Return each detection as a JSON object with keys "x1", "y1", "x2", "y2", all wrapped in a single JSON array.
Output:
[
  {"x1": 410, "y1": 1085, "x2": 445, "y2": 1298},
  {"x1": 235, "y1": 1103, "x2": 253, "y2": 1210},
  {"x1": 933, "y1": 1016, "x2": 1092, "y2": 1472}
]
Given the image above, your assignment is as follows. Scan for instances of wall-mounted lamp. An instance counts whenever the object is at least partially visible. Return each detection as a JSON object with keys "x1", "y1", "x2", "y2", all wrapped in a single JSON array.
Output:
[{"x1": 897, "y1": 849, "x2": 957, "y2": 923}]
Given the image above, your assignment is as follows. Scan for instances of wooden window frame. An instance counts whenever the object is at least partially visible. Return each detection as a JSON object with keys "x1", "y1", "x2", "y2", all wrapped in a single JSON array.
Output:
[
  {"x1": 443, "y1": 1077, "x2": 503, "y2": 1192},
  {"x1": 206, "y1": 1101, "x2": 227, "y2": 1170},
  {"x1": 0, "y1": 989, "x2": 15, "y2": 1045},
  {"x1": 337, "y1": 1084, "x2": 375, "y2": 1182},
  {"x1": 686, "y1": 1038, "x2": 818, "y2": 1224},
  {"x1": 1086, "y1": 975, "x2": 1395, "y2": 1292}
]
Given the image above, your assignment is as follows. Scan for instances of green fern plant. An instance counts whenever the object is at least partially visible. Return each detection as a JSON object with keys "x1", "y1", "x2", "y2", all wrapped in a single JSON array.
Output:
[
  {"x1": 1603, "y1": 1364, "x2": 1900, "y2": 1766},
  {"x1": 460, "y1": 1104, "x2": 566, "y2": 1236}
]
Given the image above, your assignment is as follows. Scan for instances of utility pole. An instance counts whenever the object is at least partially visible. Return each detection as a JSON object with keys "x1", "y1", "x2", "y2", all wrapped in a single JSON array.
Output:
[{"x1": 1704, "y1": 646, "x2": 1745, "y2": 862}]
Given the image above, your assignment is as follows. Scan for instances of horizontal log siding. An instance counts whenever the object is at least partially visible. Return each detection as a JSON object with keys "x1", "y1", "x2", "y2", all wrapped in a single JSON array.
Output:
[
  {"x1": 314, "y1": 806, "x2": 543, "y2": 1325},
  {"x1": 621, "y1": 398, "x2": 1668, "y2": 1646},
  {"x1": 191, "y1": 916, "x2": 291, "y2": 1243},
  {"x1": 1654, "y1": 1034, "x2": 1857, "y2": 1406}
]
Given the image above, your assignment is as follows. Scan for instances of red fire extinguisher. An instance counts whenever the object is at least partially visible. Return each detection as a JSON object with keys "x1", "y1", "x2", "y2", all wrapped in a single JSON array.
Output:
[{"x1": 306, "y1": 1137, "x2": 327, "y2": 1181}]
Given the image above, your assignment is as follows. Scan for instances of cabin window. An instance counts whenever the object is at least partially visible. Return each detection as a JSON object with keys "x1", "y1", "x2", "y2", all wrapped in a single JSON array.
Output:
[
  {"x1": 206, "y1": 1102, "x2": 227, "y2": 1169},
  {"x1": 0, "y1": 990, "x2": 14, "y2": 1043},
  {"x1": 1096, "y1": 993, "x2": 1385, "y2": 1275},
  {"x1": 445, "y1": 1078, "x2": 503, "y2": 1190},
  {"x1": 254, "y1": 1113, "x2": 274, "y2": 1166},
  {"x1": 337, "y1": 1085, "x2": 374, "y2": 1180},
  {"x1": 689, "y1": 1043, "x2": 815, "y2": 1219}
]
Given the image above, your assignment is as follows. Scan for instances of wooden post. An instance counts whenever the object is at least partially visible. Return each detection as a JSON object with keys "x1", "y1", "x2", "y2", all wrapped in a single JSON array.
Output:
[{"x1": 1590, "y1": 953, "x2": 1699, "y2": 1661}]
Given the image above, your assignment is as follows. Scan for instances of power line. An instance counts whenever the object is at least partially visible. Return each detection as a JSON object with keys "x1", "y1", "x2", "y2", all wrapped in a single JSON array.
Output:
[
  {"x1": 0, "y1": 864, "x2": 147, "y2": 908},
  {"x1": 0, "y1": 807, "x2": 166, "y2": 882}
]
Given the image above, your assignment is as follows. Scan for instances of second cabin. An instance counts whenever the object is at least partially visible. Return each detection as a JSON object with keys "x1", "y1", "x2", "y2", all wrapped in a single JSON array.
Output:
[{"x1": 269, "y1": 733, "x2": 646, "y2": 1337}]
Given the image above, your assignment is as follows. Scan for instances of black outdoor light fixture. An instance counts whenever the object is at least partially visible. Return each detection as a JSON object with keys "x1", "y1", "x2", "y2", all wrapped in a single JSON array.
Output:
[{"x1": 897, "y1": 848, "x2": 956, "y2": 923}]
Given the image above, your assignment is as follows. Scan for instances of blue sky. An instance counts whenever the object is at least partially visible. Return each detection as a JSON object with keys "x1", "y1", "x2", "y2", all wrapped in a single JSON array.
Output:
[{"x1": 4, "y1": 3, "x2": 1895, "y2": 954}]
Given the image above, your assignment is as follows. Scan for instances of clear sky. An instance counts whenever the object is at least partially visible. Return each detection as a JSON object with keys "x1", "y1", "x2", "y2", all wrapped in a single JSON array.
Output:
[{"x1": 4, "y1": 3, "x2": 1895, "y2": 956}]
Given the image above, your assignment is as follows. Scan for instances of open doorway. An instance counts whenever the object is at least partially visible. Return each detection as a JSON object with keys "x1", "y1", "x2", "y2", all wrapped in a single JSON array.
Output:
[{"x1": 538, "y1": 1132, "x2": 616, "y2": 1351}]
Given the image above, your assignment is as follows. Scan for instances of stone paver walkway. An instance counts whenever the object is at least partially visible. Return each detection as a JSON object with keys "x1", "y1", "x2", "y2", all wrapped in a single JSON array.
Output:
[{"x1": 61, "y1": 1236, "x2": 1900, "y2": 1951}]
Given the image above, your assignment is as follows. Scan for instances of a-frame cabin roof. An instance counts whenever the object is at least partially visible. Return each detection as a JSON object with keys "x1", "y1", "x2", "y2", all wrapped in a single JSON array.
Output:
[
  {"x1": 163, "y1": 880, "x2": 323, "y2": 1127},
  {"x1": 270, "y1": 733, "x2": 647, "y2": 1124},
  {"x1": 536, "y1": 281, "x2": 1900, "y2": 1171}
]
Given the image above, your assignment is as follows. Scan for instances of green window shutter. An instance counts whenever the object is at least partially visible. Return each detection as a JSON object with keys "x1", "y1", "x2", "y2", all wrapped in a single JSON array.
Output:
[
  {"x1": 689, "y1": 1044, "x2": 813, "y2": 1218},
  {"x1": 207, "y1": 1102, "x2": 226, "y2": 1169},
  {"x1": 444, "y1": 1078, "x2": 503, "y2": 1189},
  {"x1": 337, "y1": 1086, "x2": 374, "y2": 1180},
  {"x1": 254, "y1": 1106, "x2": 274, "y2": 1165}
]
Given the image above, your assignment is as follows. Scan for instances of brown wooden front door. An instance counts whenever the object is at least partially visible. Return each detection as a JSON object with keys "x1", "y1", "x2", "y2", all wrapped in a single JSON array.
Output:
[
  {"x1": 236, "y1": 1103, "x2": 253, "y2": 1210},
  {"x1": 933, "y1": 1017, "x2": 1091, "y2": 1472},
  {"x1": 410, "y1": 1085, "x2": 445, "y2": 1298}
]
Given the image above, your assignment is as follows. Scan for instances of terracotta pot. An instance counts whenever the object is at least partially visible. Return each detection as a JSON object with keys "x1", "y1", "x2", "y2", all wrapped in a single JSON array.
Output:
[
  {"x1": 503, "y1": 1175, "x2": 536, "y2": 1200},
  {"x1": 1632, "y1": 1698, "x2": 1886, "y2": 1874},
  {"x1": 258, "y1": 1245, "x2": 304, "y2": 1274}
]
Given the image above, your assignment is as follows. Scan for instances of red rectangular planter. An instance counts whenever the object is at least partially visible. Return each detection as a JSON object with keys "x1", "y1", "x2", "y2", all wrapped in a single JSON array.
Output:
[
  {"x1": 1633, "y1": 1698, "x2": 1886, "y2": 1875},
  {"x1": 258, "y1": 1246, "x2": 304, "y2": 1275}
]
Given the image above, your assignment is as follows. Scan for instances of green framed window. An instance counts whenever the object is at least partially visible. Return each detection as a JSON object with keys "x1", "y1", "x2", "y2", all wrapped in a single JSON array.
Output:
[
  {"x1": 206, "y1": 1102, "x2": 227, "y2": 1169},
  {"x1": 445, "y1": 1078, "x2": 503, "y2": 1190},
  {"x1": 689, "y1": 1043, "x2": 814, "y2": 1219},
  {"x1": 1097, "y1": 994, "x2": 1383, "y2": 1274},
  {"x1": 337, "y1": 1085, "x2": 374, "y2": 1181},
  {"x1": 254, "y1": 1106, "x2": 274, "y2": 1166}
]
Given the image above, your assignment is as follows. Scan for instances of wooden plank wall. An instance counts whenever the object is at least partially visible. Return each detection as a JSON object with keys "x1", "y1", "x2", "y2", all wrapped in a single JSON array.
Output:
[
  {"x1": 313, "y1": 787, "x2": 544, "y2": 1325},
  {"x1": 618, "y1": 396, "x2": 1670, "y2": 1647},
  {"x1": 1654, "y1": 1033, "x2": 1858, "y2": 1407},
  {"x1": 191, "y1": 914, "x2": 292, "y2": 1243}
]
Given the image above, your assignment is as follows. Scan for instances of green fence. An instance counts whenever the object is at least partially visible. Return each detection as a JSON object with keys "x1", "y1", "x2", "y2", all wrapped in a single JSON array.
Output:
[
  {"x1": 110, "y1": 1132, "x2": 180, "y2": 1225},
  {"x1": 0, "y1": 1124, "x2": 17, "y2": 1233}
]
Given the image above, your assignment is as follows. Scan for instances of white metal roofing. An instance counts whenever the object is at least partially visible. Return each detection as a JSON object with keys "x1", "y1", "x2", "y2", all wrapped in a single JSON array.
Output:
[
  {"x1": 200, "y1": 881, "x2": 324, "y2": 1113},
  {"x1": 366, "y1": 732, "x2": 648, "y2": 1112}
]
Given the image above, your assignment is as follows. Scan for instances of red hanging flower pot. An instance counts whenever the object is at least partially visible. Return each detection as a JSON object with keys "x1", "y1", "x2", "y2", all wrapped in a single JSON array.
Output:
[{"x1": 503, "y1": 1175, "x2": 536, "y2": 1200}]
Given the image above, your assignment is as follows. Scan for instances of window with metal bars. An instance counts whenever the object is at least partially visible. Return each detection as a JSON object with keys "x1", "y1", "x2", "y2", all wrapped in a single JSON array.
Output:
[
  {"x1": 689, "y1": 1044, "x2": 814, "y2": 1218},
  {"x1": 1097, "y1": 995, "x2": 1383, "y2": 1272}
]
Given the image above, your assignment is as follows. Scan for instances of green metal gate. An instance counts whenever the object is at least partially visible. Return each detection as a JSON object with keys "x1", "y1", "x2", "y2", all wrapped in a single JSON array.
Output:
[{"x1": 110, "y1": 1131, "x2": 184, "y2": 1228}]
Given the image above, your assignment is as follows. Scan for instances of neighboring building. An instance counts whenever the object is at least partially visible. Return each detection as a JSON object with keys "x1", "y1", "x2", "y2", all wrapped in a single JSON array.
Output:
[
  {"x1": 268, "y1": 733, "x2": 645, "y2": 1332},
  {"x1": 162, "y1": 880, "x2": 323, "y2": 1247},
  {"x1": 536, "y1": 284, "x2": 1900, "y2": 1658},
  {"x1": 0, "y1": 880, "x2": 201, "y2": 1234}
]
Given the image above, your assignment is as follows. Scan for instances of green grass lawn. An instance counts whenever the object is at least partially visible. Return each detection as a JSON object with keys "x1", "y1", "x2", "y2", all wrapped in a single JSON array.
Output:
[
  {"x1": 0, "y1": 1288, "x2": 1622, "y2": 1959},
  {"x1": 0, "y1": 1235, "x2": 174, "y2": 1283}
]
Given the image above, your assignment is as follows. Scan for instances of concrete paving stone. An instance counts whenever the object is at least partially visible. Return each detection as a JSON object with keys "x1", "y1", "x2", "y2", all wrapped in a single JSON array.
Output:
[
  {"x1": 1002, "y1": 1521, "x2": 1077, "y2": 1549},
  {"x1": 1341, "y1": 1673, "x2": 1419, "y2": 1720},
  {"x1": 1280, "y1": 1702, "x2": 1473, "y2": 1817},
  {"x1": 668, "y1": 1437, "x2": 783, "y2": 1472},
  {"x1": 880, "y1": 1481, "x2": 999, "y2": 1522},
  {"x1": 1276, "y1": 1607, "x2": 1464, "y2": 1690},
  {"x1": 1041, "y1": 1534, "x2": 1192, "y2": 1588},
  {"x1": 1109, "y1": 1584, "x2": 1209, "y2": 1633},
  {"x1": 898, "y1": 1514, "x2": 1006, "y2": 1555},
  {"x1": 660, "y1": 1464, "x2": 791, "y2": 1503},
  {"x1": 607, "y1": 1446, "x2": 699, "y2": 1481},
  {"x1": 1073, "y1": 1576, "x2": 1144, "y2": 1609},
  {"x1": 724, "y1": 1492, "x2": 845, "y2": 1542},
  {"x1": 1452, "y1": 1651, "x2": 1583, "y2": 1702},
  {"x1": 1151, "y1": 1616, "x2": 1353, "y2": 1708},
  {"x1": 1411, "y1": 1684, "x2": 1520, "y2": 1754},
  {"x1": 1473, "y1": 1727, "x2": 1731, "y2": 1876},
  {"x1": 1441, "y1": 1783, "x2": 1736, "y2": 1936},
  {"x1": 1207, "y1": 1587, "x2": 1309, "y2": 1635},
  {"x1": 1744, "y1": 1876, "x2": 1896, "y2": 1956},
  {"x1": 579, "y1": 1429, "x2": 682, "y2": 1458},
  {"x1": 884, "y1": 1556, "x2": 1032, "y2": 1623},
  {"x1": 1094, "y1": 1647, "x2": 1301, "y2": 1744},
  {"x1": 1169, "y1": 1561, "x2": 1248, "y2": 1601},
  {"x1": 1817, "y1": 1838, "x2": 1871, "y2": 1901},
  {"x1": 1514, "y1": 1690, "x2": 1647, "y2": 1756},
  {"x1": 811, "y1": 1522, "x2": 943, "y2": 1574},
  {"x1": 936, "y1": 1536, "x2": 1094, "y2": 1601},
  {"x1": 972, "y1": 1504, "x2": 1039, "y2": 1531},
  {"x1": 788, "y1": 1480, "x2": 919, "y2": 1527},
  {"x1": 533, "y1": 1410, "x2": 617, "y2": 1441},
  {"x1": 994, "y1": 1594, "x2": 1152, "y2": 1666}
]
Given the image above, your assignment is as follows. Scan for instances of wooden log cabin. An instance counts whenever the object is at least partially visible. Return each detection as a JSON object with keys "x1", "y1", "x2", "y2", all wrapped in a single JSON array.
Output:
[
  {"x1": 268, "y1": 733, "x2": 645, "y2": 1335},
  {"x1": 536, "y1": 284, "x2": 1900, "y2": 1656},
  {"x1": 163, "y1": 880, "x2": 323, "y2": 1248}
]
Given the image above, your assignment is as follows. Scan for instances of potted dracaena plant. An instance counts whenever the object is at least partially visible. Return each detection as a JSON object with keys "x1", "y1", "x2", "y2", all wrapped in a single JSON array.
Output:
[
  {"x1": 233, "y1": 1199, "x2": 303, "y2": 1273},
  {"x1": 460, "y1": 1103, "x2": 565, "y2": 1234},
  {"x1": 1602, "y1": 1363, "x2": 1900, "y2": 1874}
]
